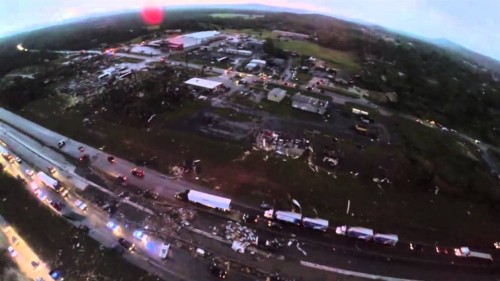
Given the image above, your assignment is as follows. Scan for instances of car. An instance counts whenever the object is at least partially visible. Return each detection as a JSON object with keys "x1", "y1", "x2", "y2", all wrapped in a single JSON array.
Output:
[
  {"x1": 74, "y1": 199, "x2": 87, "y2": 211},
  {"x1": 49, "y1": 270, "x2": 63, "y2": 280},
  {"x1": 7, "y1": 246, "x2": 17, "y2": 257},
  {"x1": 118, "y1": 238, "x2": 135, "y2": 251},
  {"x1": 36, "y1": 278, "x2": 45, "y2": 281},
  {"x1": 210, "y1": 263, "x2": 227, "y2": 279},
  {"x1": 435, "y1": 245, "x2": 450, "y2": 254},
  {"x1": 494, "y1": 242, "x2": 500, "y2": 249},
  {"x1": 11, "y1": 236, "x2": 19, "y2": 246},
  {"x1": 116, "y1": 174, "x2": 127, "y2": 182},
  {"x1": 25, "y1": 169, "x2": 34, "y2": 176},
  {"x1": 57, "y1": 140, "x2": 66, "y2": 148},
  {"x1": 78, "y1": 146, "x2": 85, "y2": 152},
  {"x1": 107, "y1": 156, "x2": 116, "y2": 163},
  {"x1": 48, "y1": 167, "x2": 56, "y2": 175},
  {"x1": 242, "y1": 214, "x2": 259, "y2": 223},
  {"x1": 159, "y1": 243, "x2": 170, "y2": 259},
  {"x1": 306, "y1": 86, "x2": 312, "y2": 91},
  {"x1": 49, "y1": 201, "x2": 64, "y2": 212},
  {"x1": 133, "y1": 230, "x2": 148, "y2": 241},
  {"x1": 409, "y1": 242, "x2": 424, "y2": 252},
  {"x1": 36, "y1": 190, "x2": 47, "y2": 201},
  {"x1": 14, "y1": 157, "x2": 22, "y2": 163},
  {"x1": 106, "y1": 221, "x2": 120, "y2": 232},
  {"x1": 131, "y1": 168, "x2": 145, "y2": 178},
  {"x1": 79, "y1": 154, "x2": 89, "y2": 162},
  {"x1": 267, "y1": 221, "x2": 283, "y2": 230},
  {"x1": 31, "y1": 260, "x2": 40, "y2": 268},
  {"x1": 143, "y1": 189, "x2": 159, "y2": 200}
]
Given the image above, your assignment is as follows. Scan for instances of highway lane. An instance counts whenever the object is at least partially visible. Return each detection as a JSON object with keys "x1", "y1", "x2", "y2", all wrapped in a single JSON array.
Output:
[
  {"x1": 0, "y1": 144, "x2": 261, "y2": 281},
  {"x1": 1, "y1": 107, "x2": 500, "y2": 280},
  {"x1": 0, "y1": 223, "x2": 52, "y2": 281}
]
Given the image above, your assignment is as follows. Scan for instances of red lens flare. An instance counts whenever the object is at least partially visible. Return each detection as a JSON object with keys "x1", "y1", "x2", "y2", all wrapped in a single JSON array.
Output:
[{"x1": 141, "y1": 7, "x2": 163, "y2": 25}]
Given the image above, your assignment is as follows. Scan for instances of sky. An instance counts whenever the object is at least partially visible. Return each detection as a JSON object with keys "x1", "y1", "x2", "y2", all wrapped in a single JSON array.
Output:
[{"x1": 0, "y1": 0, "x2": 499, "y2": 60}]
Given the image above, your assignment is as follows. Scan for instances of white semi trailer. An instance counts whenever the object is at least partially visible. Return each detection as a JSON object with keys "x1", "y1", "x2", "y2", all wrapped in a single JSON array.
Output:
[
  {"x1": 454, "y1": 247, "x2": 493, "y2": 261},
  {"x1": 176, "y1": 189, "x2": 231, "y2": 211},
  {"x1": 36, "y1": 171, "x2": 68, "y2": 197}
]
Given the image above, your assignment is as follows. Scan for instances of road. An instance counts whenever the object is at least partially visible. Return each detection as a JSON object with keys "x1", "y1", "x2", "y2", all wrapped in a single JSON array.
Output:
[
  {"x1": 1, "y1": 109, "x2": 500, "y2": 280},
  {"x1": 0, "y1": 222, "x2": 52, "y2": 281},
  {"x1": 0, "y1": 137, "x2": 254, "y2": 281}
]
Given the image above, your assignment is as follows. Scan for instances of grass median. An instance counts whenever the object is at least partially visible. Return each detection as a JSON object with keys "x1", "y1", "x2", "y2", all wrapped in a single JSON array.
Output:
[{"x1": 0, "y1": 173, "x2": 160, "y2": 281}]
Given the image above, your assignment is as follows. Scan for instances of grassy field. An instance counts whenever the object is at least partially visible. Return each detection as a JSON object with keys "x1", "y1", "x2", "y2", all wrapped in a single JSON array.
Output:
[
  {"x1": 210, "y1": 13, "x2": 264, "y2": 19},
  {"x1": 0, "y1": 173, "x2": 159, "y2": 280},
  {"x1": 115, "y1": 56, "x2": 144, "y2": 64},
  {"x1": 220, "y1": 29, "x2": 274, "y2": 39},
  {"x1": 212, "y1": 107, "x2": 257, "y2": 122},
  {"x1": 276, "y1": 39, "x2": 360, "y2": 70}
]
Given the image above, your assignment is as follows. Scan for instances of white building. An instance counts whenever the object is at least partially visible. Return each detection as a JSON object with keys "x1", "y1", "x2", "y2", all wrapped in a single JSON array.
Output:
[
  {"x1": 267, "y1": 88, "x2": 287, "y2": 103},
  {"x1": 246, "y1": 59, "x2": 266, "y2": 70},
  {"x1": 184, "y1": 78, "x2": 222, "y2": 90},
  {"x1": 168, "y1": 31, "x2": 225, "y2": 49}
]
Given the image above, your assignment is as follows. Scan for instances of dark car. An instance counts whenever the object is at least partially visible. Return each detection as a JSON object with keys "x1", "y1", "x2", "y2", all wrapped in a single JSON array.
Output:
[
  {"x1": 131, "y1": 168, "x2": 145, "y2": 178},
  {"x1": 78, "y1": 146, "x2": 85, "y2": 152},
  {"x1": 242, "y1": 214, "x2": 259, "y2": 223},
  {"x1": 57, "y1": 140, "x2": 66, "y2": 148},
  {"x1": 79, "y1": 154, "x2": 90, "y2": 162},
  {"x1": 50, "y1": 201, "x2": 64, "y2": 212},
  {"x1": 116, "y1": 174, "x2": 127, "y2": 182},
  {"x1": 118, "y1": 238, "x2": 135, "y2": 251},
  {"x1": 107, "y1": 156, "x2": 116, "y2": 163},
  {"x1": 209, "y1": 264, "x2": 227, "y2": 279},
  {"x1": 267, "y1": 221, "x2": 283, "y2": 230},
  {"x1": 143, "y1": 189, "x2": 159, "y2": 200},
  {"x1": 49, "y1": 270, "x2": 63, "y2": 280},
  {"x1": 435, "y1": 245, "x2": 450, "y2": 254},
  {"x1": 410, "y1": 242, "x2": 424, "y2": 252}
]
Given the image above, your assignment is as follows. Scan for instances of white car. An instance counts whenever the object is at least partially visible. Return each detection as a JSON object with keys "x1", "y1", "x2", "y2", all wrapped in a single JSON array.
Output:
[
  {"x1": 25, "y1": 169, "x2": 34, "y2": 176},
  {"x1": 159, "y1": 243, "x2": 170, "y2": 259},
  {"x1": 133, "y1": 230, "x2": 148, "y2": 241},
  {"x1": 106, "y1": 221, "x2": 120, "y2": 232},
  {"x1": 74, "y1": 199, "x2": 87, "y2": 211},
  {"x1": 7, "y1": 246, "x2": 17, "y2": 257}
]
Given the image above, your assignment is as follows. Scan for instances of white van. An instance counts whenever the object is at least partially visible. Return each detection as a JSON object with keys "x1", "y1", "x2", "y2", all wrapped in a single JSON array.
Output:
[{"x1": 159, "y1": 243, "x2": 170, "y2": 259}]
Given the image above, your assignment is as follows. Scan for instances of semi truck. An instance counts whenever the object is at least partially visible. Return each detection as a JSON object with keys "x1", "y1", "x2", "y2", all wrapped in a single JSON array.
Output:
[
  {"x1": 454, "y1": 247, "x2": 493, "y2": 261},
  {"x1": 175, "y1": 189, "x2": 231, "y2": 211},
  {"x1": 264, "y1": 210, "x2": 329, "y2": 230},
  {"x1": 36, "y1": 172, "x2": 68, "y2": 197},
  {"x1": 373, "y1": 233, "x2": 399, "y2": 246},
  {"x1": 302, "y1": 217, "x2": 329, "y2": 231},
  {"x1": 336, "y1": 226, "x2": 374, "y2": 241}
]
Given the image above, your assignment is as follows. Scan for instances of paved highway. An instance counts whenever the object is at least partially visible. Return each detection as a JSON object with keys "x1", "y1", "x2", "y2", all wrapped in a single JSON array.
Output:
[
  {"x1": 0, "y1": 222, "x2": 52, "y2": 281},
  {"x1": 0, "y1": 109, "x2": 499, "y2": 280},
  {"x1": 0, "y1": 138, "x2": 255, "y2": 281}
]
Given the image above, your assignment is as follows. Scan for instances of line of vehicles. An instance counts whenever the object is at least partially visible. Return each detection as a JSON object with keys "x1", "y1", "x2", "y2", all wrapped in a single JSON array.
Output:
[{"x1": 175, "y1": 189, "x2": 495, "y2": 262}]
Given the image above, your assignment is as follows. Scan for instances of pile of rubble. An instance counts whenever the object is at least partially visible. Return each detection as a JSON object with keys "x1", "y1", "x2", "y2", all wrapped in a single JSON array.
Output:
[
  {"x1": 169, "y1": 207, "x2": 196, "y2": 226},
  {"x1": 224, "y1": 221, "x2": 257, "y2": 243}
]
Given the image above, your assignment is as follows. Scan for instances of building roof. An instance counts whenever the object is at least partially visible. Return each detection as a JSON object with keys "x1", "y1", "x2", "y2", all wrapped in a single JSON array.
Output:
[
  {"x1": 292, "y1": 93, "x2": 328, "y2": 108},
  {"x1": 168, "y1": 31, "x2": 222, "y2": 48},
  {"x1": 184, "y1": 31, "x2": 221, "y2": 39},
  {"x1": 267, "y1": 88, "x2": 287, "y2": 103},
  {"x1": 184, "y1": 78, "x2": 222, "y2": 90}
]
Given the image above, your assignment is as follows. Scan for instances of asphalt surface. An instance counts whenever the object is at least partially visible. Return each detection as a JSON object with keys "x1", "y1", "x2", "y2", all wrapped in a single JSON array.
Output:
[
  {"x1": 0, "y1": 222, "x2": 53, "y2": 281},
  {"x1": 0, "y1": 134, "x2": 252, "y2": 281}
]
